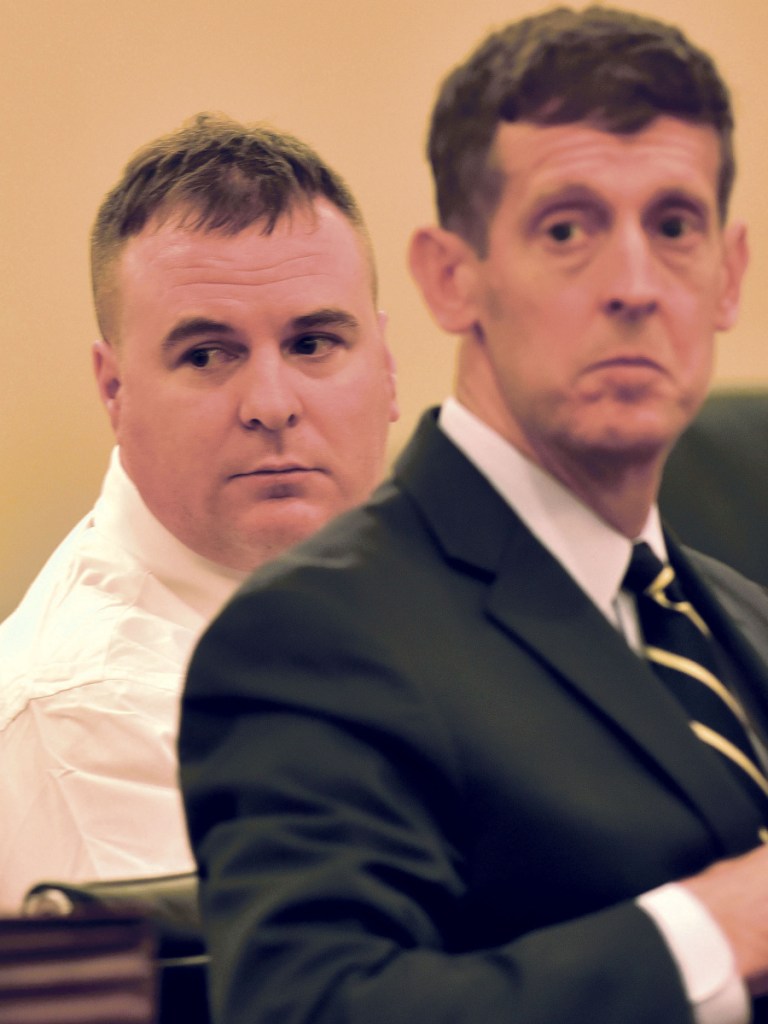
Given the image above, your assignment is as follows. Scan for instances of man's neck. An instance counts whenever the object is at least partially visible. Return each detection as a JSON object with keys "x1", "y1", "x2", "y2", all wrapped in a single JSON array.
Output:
[
  {"x1": 526, "y1": 440, "x2": 665, "y2": 540},
  {"x1": 446, "y1": 392, "x2": 666, "y2": 539}
]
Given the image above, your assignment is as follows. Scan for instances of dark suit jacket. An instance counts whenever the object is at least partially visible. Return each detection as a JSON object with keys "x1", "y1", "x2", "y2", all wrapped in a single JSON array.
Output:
[{"x1": 180, "y1": 410, "x2": 768, "y2": 1024}]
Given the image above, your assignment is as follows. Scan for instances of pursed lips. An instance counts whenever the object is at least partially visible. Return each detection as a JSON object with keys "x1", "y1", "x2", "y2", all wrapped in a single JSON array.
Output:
[
  {"x1": 587, "y1": 355, "x2": 666, "y2": 373},
  {"x1": 228, "y1": 464, "x2": 323, "y2": 480}
]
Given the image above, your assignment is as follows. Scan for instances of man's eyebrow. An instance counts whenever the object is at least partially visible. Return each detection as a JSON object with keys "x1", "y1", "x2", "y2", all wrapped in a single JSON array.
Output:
[
  {"x1": 161, "y1": 309, "x2": 361, "y2": 352},
  {"x1": 527, "y1": 183, "x2": 603, "y2": 214},
  {"x1": 523, "y1": 184, "x2": 607, "y2": 227},
  {"x1": 289, "y1": 308, "x2": 360, "y2": 333},
  {"x1": 649, "y1": 188, "x2": 710, "y2": 216},
  {"x1": 162, "y1": 317, "x2": 237, "y2": 351}
]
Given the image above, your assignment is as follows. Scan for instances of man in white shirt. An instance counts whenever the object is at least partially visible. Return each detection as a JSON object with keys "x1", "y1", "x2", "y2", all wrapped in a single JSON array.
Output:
[
  {"x1": 181, "y1": 10, "x2": 768, "y2": 1024},
  {"x1": 0, "y1": 114, "x2": 398, "y2": 911}
]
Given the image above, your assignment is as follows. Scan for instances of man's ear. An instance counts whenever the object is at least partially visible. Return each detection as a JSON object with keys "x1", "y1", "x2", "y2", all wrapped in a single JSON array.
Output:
[
  {"x1": 408, "y1": 226, "x2": 480, "y2": 334},
  {"x1": 716, "y1": 221, "x2": 749, "y2": 332},
  {"x1": 92, "y1": 339, "x2": 122, "y2": 432}
]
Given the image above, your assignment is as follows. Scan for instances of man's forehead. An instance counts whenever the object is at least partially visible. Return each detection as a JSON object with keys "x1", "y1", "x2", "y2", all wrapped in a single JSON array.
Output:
[
  {"x1": 107, "y1": 203, "x2": 378, "y2": 348},
  {"x1": 117, "y1": 198, "x2": 376, "y2": 297},
  {"x1": 490, "y1": 116, "x2": 722, "y2": 198}
]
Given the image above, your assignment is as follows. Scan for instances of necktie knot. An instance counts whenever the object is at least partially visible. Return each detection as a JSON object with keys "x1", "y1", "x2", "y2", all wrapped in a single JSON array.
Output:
[
  {"x1": 623, "y1": 541, "x2": 671, "y2": 597},
  {"x1": 623, "y1": 542, "x2": 707, "y2": 635}
]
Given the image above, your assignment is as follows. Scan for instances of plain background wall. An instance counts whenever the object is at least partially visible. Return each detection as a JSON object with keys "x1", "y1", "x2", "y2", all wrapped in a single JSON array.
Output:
[{"x1": 3, "y1": 0, "x2": 768, "y2": 620}]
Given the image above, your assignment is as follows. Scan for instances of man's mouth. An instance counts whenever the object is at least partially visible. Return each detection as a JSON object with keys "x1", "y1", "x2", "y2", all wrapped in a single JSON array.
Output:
[
  {"x1": 229, "y1": 464, "x2": 323, "y2": 481},
  {"x1": 254, "y1": 466, "x2": 308, "y2": 475},
  {"x1": 590, "y1": 356, "x2": 662, "y2": 371},
  {"x1": 584, "y1": 356, "x2": 670, "y2": 384}
]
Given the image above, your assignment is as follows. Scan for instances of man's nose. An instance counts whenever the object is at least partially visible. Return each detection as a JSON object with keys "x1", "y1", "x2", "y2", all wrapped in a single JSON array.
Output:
[
  {"x1": 238, "y1": 358, "x2": 302, "y2": 432},
  {"x1": 601, "y1": 223, "x2": 660, "y2": 323}
]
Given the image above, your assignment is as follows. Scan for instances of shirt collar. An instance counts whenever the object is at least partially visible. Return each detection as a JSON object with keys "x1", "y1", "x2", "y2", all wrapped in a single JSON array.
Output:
[
  {"x1": 438, "y1": 397, "x2": 667, "y2": 624},
  {"x1": 93, "y1": 449, "x2": 246, "y2": 621}
]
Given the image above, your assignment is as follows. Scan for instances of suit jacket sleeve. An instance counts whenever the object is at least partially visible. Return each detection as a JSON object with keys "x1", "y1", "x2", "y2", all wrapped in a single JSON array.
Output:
[{"x1": 180, "y1": 572, "x2": 691, "y2": 1024}]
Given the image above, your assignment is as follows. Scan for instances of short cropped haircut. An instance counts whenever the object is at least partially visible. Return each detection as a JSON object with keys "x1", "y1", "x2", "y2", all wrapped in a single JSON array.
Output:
[
  {"x1": 91, "y1": 113, "x2": 374, "y2": 337},
  {"x1": 428, "y1": 5, "x2": 735, "y2": 254}
]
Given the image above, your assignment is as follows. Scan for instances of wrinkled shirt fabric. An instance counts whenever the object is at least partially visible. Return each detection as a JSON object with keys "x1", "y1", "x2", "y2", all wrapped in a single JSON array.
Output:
[{"x1": 0, "y1": 449, "x2": 244, "y2": 912}]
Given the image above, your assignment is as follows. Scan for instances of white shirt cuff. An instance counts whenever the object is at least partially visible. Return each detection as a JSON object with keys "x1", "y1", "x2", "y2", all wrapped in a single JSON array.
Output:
[{"x1": 637, "y1": 882, "x2": 750, "y2": 1024}]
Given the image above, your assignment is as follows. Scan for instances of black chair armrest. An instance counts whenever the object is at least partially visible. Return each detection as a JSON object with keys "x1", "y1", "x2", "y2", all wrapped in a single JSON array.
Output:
[
  {"x1": 23, "y1": 872, "x2": 210, "y2": 1024},
  {"x1": 24, "y1": 871, "x2": 205, "y2": 960}
]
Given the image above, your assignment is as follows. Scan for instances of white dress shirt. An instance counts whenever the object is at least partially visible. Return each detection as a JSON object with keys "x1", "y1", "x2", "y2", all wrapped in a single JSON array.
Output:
[
  {"x1": 0, "y1": 449, "x2": 245, "y2": 912},
  {"x1": 439, "y1": 397, "x2": 748, "y2": 1024}
]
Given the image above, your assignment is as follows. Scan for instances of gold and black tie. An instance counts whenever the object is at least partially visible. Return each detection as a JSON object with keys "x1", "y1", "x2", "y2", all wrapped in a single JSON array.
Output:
[{"x1": 623, "y1": 541, "x2": 768, "y2": 815}]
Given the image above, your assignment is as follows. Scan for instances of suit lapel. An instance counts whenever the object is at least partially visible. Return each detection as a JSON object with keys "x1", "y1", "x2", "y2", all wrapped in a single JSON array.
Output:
[
  {"x1": 396, "y1": 412, "x2": 764, "y2": 855},
  {"x1": 486, "y1": 527, "x2": 763, "y2": 853}
]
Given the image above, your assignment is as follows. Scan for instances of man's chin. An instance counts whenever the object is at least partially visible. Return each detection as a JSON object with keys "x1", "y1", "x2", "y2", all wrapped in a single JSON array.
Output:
[
  {"x1": 571, "y1": 402, "x2": 691, "y2": 456},
  {"x1": 236, "y1": 500, "x2": 341, "y2": 571}
]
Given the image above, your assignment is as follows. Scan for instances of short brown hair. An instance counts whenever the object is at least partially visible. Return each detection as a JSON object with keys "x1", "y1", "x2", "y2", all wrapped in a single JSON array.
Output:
[
  {"x1": 428, "y1": 5, "x2": 735, "y2": 253},
  {"x1": 91, "y1": 113, "x2": 373, "y2": 336}
]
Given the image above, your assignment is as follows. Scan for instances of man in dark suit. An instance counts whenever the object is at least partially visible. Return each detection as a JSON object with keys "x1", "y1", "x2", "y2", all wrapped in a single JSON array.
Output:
[{"x1": 180, "y1": 8, "x2": 768, "y2": 1023}]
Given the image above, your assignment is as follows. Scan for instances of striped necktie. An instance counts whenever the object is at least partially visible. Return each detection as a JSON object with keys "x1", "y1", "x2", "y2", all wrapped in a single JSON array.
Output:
[{"x1": 623, "y1": 541, "x2": 768, "y2": 816}]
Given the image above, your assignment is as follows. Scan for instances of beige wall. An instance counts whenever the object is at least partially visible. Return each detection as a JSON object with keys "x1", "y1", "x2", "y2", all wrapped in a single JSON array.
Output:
[{"x1": 3, "y1": 0, "x2": 767, "y2": 619}]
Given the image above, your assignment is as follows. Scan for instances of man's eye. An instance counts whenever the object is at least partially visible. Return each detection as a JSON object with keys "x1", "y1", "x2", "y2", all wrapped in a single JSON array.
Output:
[
  {"x1": 658, "y1": 216, "x2": 688, "y2": 239},
  {"x1": 187, "y1": 348, "x2": 213, "y2": 368},
  {"x1": 290, "y1": 334, "x2": 338, "y2": 357},
  {"x1": 543, "y1": 219, "x2": 588, "y2": 246},
  {"x1": 183, "y1": 346, "x2": 231, "y2": 369},
  {"x1": 548, "y1": 221, "x2": 577, "y2": 242}
]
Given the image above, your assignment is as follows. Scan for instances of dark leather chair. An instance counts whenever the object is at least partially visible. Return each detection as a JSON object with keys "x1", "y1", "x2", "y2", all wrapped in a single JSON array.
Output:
[
  {"x1": 23, "y1": 872, "x2": 210, "y2": 1024},
  {"x1": 660, "y1": 389, "x2": 768, "y2": 587}
]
